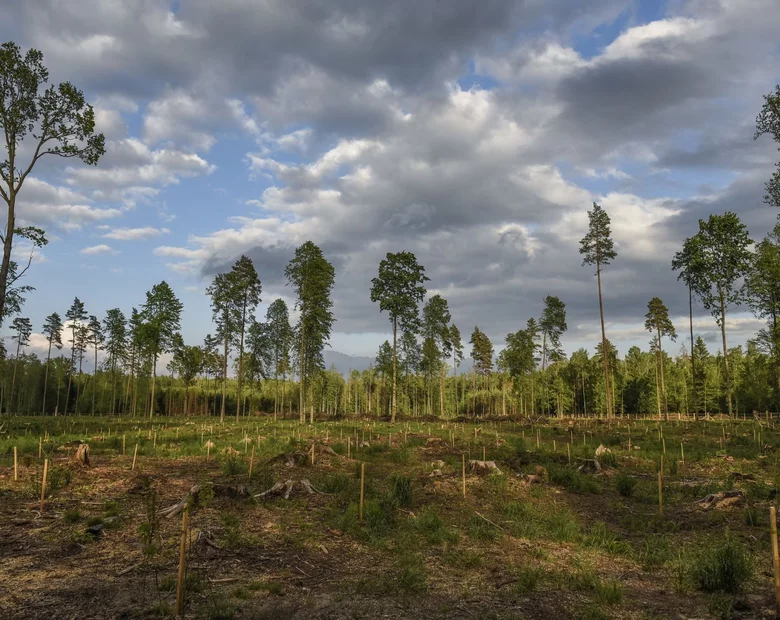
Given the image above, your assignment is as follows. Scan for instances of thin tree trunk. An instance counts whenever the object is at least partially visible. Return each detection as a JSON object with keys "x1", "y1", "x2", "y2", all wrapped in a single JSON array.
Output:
[
  {"x1": 596, "y1": 262, "x2": 612, "y2": 417},
  {"x1": 391, "y1": 317, "x2": 397, "y2": 423},
  {"x1": 42, "y1": 339, "x2": 53, "y2": 415},
  {"x1": 718, "y1": 287, "x2": 732, "y2": 418},
  {"x1": 149, "y1": 352, "x2": 157, "y2": 420},
  {"x1": 688, "y1": 284, "x2": 696, "y2": 421},
  {"x1": 221, "y1": 324, "x2": 228, "y2": 423}
]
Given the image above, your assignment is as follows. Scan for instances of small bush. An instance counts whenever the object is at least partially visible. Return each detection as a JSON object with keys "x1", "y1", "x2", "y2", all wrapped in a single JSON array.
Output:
[
  {"x1": 594, "y1": 579, "x2": 623, "y2": 605},
  {"x1": 599, "y1": 451, "x2": 617, "y2": 468},
  {"x1": 414, "y1": 507, "x2": 458, "y2": 546},
  {"x1": 222, "y1": 456, "x2": 246, "y2": 477},
  {"x1": 466, "y1": 514, "x2": 500, "y2": 541},
  {"x1": 389, "y1": 475, "x2": 413, "y2": 507},
  {"x1": 636, "y1": 534, "x2": 671, "y2": 569},
  {"x1": 514, "y1": 565, "x2": 543, "y2": 594},
  {"x1": 615, "y1": 472, "x2": 636, "y2": 497},
  {"x1": 390, "y1": 555, "x2": 427, "y2": 594},
  {"x1": 743, "y1": 505, "x2": 762, "y2": 527},
  {"x1": 691, "y1": 535, "x2": 752, "y2": 593},
  {"x1": 63, "y1": 508, "x2": 81, "y2": 523}
]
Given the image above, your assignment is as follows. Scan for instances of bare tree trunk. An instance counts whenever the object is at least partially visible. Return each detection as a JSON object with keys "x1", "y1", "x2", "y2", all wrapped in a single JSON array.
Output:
[
  {"x1": 391, "y1": 317, "x2": 397, "y2": 423},
  {"x1": 596, "y1": 262, "x2": 612, "y2": 417},
  {"x1": 42, "y1": 339, "x2": 53, "y2": 415},
  {"x1": 718, "y1": 287, "x2": 732, "y2": 418},
  {"x1": 689, "y1": 284, "x2": 696, "y2": 421},
  {"x1": 149, "y1": 353, "x2": 157, "y2": 420}
]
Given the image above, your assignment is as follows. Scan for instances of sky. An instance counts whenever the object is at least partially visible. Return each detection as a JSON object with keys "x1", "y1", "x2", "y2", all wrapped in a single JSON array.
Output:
[{"x1": 2, "y1": 0, "x2": 780, "y2": 369}]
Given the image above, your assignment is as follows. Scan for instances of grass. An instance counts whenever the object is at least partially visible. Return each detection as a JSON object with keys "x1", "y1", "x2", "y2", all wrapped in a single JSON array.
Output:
[
  {"x1": 1, "y1": 414, "x2": 777, "y2": 619},
  {"x1": 691, "y1": 535, "x2": 753, "y2": 593}
]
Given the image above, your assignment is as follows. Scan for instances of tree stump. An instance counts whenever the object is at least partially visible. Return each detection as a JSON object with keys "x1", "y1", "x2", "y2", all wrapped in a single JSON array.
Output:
[
  {"x1": 74, "y1": 443, "x2": 90, "y2": 466},
  {"x1": 468, "y1": 460, "x2": 502, "y2": 475}
]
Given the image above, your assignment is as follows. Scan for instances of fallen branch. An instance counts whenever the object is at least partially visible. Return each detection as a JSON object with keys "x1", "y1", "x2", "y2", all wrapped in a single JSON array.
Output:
[
  {"x1": 117, "y1": 563, "x2": 140, "y2": 576},
  {"x1": 159, "y1": 484, "x2": 200, "y2": 519},
  {"x1": 474, "y1": 511, "x2": 506, "y2": 532}
]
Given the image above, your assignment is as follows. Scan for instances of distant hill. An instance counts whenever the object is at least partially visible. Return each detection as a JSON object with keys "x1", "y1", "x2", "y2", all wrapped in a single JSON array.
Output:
[
  {"x1": 323, "y1": 350, "x2": 374, "y2": 375},
  {"x1": 323, "y1": 350, "x2": 475, "y2": 377}
]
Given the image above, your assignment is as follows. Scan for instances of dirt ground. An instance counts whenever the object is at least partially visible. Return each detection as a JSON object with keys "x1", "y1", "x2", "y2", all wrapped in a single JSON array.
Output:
[{"x1": 0, "y1": 416, "x2": 778, "y2": 619}]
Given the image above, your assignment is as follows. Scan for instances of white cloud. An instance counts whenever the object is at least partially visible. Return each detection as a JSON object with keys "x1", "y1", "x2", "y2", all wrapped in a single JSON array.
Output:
[
  {"x1": 104, "y1": 226, "x2": 170, "y2": 241},
  {"x1": 80, "y1": 244, "x2": 118, "y2": 255}
]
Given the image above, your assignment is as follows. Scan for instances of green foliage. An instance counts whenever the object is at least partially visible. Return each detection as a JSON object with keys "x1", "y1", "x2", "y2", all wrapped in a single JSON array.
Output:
[
  {"x1": 548, "y1": 464, "x2": 602, "y2": 494},
  {"x1": 594, "y1": 579, "x2": 623, "y2": 605},
  {"x1": 691, "y1": 535, "x2": 753, "y2": 593},
  {"x1": 513, "y1": 564, "x2": 543, "y2": 594},
  {"x1": 755, "y1": 84, "x2": 780, "y2": 207},
  {"x1": 615, "y1": 472, "x2": 636, "y2": 497},
  {"x1": 413, "y1": 507, "x2": 459, "y2": 546},
  {"x1": 389, "y1": 474, "x2": 413, "y2": 507}
]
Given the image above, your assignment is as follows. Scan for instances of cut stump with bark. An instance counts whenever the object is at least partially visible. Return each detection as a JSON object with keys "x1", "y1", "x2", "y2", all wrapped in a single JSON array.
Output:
[{"x1": 74, "y1": 444, "x2": 90, "y2": 467}]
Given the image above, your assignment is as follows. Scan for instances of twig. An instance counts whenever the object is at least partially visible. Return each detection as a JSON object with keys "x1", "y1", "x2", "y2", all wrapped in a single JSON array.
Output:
[
  {"x1": 117, "y1": 563, "x2": 140, "y2": 576},
  {"x1": 474, "y1": 511, "x2": 506, "y2": 532}
]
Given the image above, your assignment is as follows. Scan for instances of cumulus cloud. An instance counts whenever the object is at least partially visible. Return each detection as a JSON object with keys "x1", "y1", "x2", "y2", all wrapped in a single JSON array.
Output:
[
  {"x1": 3, "y1": 0, "x2": 779, "y2": 356},
  {"x1": 80, "y1": 244, "x2": 118, "y2": 255}
]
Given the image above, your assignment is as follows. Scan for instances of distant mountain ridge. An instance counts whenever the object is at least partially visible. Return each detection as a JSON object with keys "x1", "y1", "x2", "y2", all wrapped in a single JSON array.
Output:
[{"x1": 323, "y1": 350, "x2": 474, "y2": 377}]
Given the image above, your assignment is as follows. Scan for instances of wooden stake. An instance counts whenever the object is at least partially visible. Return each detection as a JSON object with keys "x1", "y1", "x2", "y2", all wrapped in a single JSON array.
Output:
[
  {"x1": 482, "y1": 446, "x2": 486, "y2": 461},
  {"x1": 462, "y1": 453, "x2": 466, "y2": 498},
  {"x1": 40, "y1": 459, "x2": 49, "y2": 512},
  {"x1": 248, "y1": 445, "x2": 255, "y2": 481},
  {"x1": 658, "y1": 470, "x2": 663, "y2": 516},
  {"x1": 347, "y1": 436, "x2": 351, "y2": 459},
  {"x1": 567, "y1": 443, "x2": 571, "y2": 463},
  {"x1": 122, "y1": 434, "x2": 126, "y2": 456},
  {"x1": 680, "y1": 442, "x2": 685, "y2": 464},
  {"x1": 311, "y1": 443, "x2": 315, "y2": 465},
  {"x1": 13, "y1": 446, "x2": 18, "y2": 481},
  {"x1": 38, "y1": 437, "x2": 42, "y2": 459},
  {"x1": 175, "y1": 508, "x2": 189, "y2": 617},
  {"x1": 770, "y1": 506, "x2": 780, "y2": 619},
  {"x1": 132, "y1": 444, "x2": 138, "y2": 471},
  {"x1": 359, "y1": 463, "x2": 365, "y2": 523}
]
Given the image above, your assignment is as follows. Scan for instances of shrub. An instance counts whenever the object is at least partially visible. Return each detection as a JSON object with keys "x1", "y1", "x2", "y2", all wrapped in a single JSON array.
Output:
[
  {"x1": 389, "y1": 475, "x2": 413, "y2": 507},
  {"x1": 63, "y1": 508, "x2": 81, "y2": 523},
  {"x1": 414, "y1": 507, "x2": 458, "y2": 546},
  {"x1": 594, "y1": 578, "x2": 623, "y2": 605},
  {"x1": 691, "y1": 535, "x2": 752, "y2": 593},
  {"x1": 466, "y1": 514, "x2": 500, "y2": 541},
  {"x1": 615, "y1": 472, "x2": 636, "y2": 497},
  {"x1": 514, "y1": 565, "x2": 543, "y2": 594},
  {"x1": 222, "y1": 456, "x2": 246, "y2": 477}
]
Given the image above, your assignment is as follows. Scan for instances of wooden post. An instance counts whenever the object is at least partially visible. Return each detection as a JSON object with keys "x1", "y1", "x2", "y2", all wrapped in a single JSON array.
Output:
[
  {"x1": 482, "y1": 446, "x2": 486, "y2": 461},
  {"x1": 248, "y1": 445, "x2": 255, "y2": 481},
  {"x1": 38, "y1": 437, "x2": 42, "y2": 459},
  {"x1": 680, "y1": 442, "x2": 685, "y2": 464},
  {"x1": 122, "y1": 434, "x2": 126, "y2": 456},
  {"x1": 132, "y1": 444, "x2": 138, "y2": 471},
  {"x1": 770, "y1": 506, "x2": 780, "y2": 618},
  {"x1": 13, "y1": 446, "x2": 18, "y2": 481},
  {"x1": 359, "y1": 463, "x2": 365, "y2": 523},
  {"x1": 462, "y1": 453, "x2": 466, "y2": 498},
  {"x1": 658, "y1": 470, "x2": 663, "y2": 516},
  {"x1": 347, "y1": 436, "x2": 351, "y2": 459},
  {"x1": 662, "y1": 437, "x2": 666, "y2": 455},
  {"x1": 175, "y1": 508, "x2": 189, "y2": 618},
  {"x1": 567, "y1": 443, "x2": 571, "y2": 463},
  {"x1": 40, "y1": 459, "x2": 49, "y2": 512},
  {"x1": 311, "y1": 443, "x2": 315, "y2": 465}
]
